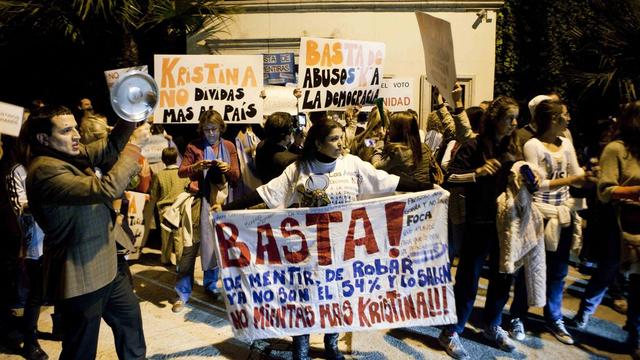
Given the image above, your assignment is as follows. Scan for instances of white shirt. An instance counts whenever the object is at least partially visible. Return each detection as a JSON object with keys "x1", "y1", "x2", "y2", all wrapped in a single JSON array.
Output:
[
  {"x1": 523, "y1": 137, "x2": 584, "y2": 205},
  {"x1": 257, "y1": 154, "x2": 399, "y2": 209}
]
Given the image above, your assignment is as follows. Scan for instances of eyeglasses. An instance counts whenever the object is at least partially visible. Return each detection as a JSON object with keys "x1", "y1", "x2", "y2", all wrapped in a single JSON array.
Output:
[{"x1": 202, "y1": 127, "x2": 219, "y2": 134}]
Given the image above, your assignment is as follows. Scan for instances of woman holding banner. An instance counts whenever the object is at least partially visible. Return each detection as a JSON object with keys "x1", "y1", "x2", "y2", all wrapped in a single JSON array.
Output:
[
  {"x1": 223, "y1": 118, "x2": 432, "y2": 360},
  {"x1": 438, "y1": 96, "x2": 519, "y2": 359}
]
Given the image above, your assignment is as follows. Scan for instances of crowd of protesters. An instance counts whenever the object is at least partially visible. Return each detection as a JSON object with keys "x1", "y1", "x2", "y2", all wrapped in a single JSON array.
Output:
[{"x1": 0, "y1": 86, "x2": 638, "y2": 360}]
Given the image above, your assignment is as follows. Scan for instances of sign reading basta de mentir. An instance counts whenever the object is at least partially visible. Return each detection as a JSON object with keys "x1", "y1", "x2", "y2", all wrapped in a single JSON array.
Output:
[{"x1": 212, "y1": 189, "x2": 457, "y2": 341}]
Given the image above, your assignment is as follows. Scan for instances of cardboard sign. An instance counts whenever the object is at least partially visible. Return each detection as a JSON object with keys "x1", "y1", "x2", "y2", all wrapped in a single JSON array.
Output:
[
  {"x1": 154, "y1": 54, "x2": 264, "y2": 124},
  {"x1": 0, "y1": 101, "x2": 25, "y2": 137},
  {"x1": 415, "y1": 12, "x2": 457, "y2": 106},
  {"x1": 124, "y1": 191, "x2": 150, "y2": 260},
  {"x1": 104, "y1": 65, "x2": 149, "y2": 90},
  {"x1": 264, "y1": 85, "x2": 298, "y2": 115},
  {"x1": 362, "y1": 78, "x2": 415, "y2": 112},
  {"x1": 140, "y1": 134, "x2": 169, "y2": 164},
  {"x1": 264, "y1": 53, "x2": 296, "y2": 85},
  {"x1": 298, "y1": 37, "x2": 385, "y2": 112},
  {"x1": 213, "y1": 189, "x2": 456, "y2": 341}
]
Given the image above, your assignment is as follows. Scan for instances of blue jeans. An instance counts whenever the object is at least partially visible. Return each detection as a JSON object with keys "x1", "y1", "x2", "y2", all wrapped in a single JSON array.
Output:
[
  {"x1": 449, "y1": 223, "x2": 513, "y2": 334},
  {"x1": 511, "y1": 220, "x2": 572, "y2": 322},
  {"x1": 578, "y1": 233, "x2": 620, "y2": 316},
  {"x1": 175, "y1": 242, "x2": 219, "y2": 303}
]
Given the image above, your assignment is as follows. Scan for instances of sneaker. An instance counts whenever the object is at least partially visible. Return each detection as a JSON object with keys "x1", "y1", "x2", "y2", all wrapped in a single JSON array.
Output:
[
  {"x1": 172, "y1": 299, "x2": 185, "y2": 313},
  {"x1": 572, "y1": 312, "x2": 589, "y2": 329},
  {"x1": 484, "y1": 325, "x2": 516, "y2": 352},
  {"x1": 547, "y1": 319, "x2": 574, "y2": 345},
  {"x1": 438, "y1": 330, "x2": 470, "y2": 359},
  {"x1": 205, "y1": 289, "x2": 221, "y2": 301},
  {"x1": 613, "y1": 298, "x2": 628, "y2": 314},
  {"x1": 509, "y1": 318, "x2": 526, "y2": 341}
]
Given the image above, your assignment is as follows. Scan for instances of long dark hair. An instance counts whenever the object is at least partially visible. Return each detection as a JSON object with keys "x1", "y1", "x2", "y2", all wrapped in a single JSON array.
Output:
[
  {"x1": 388, "y1": 111, "x2": 422, "y2": 167},
  {"x1": 478, "y1": 96, "x2": 518, "y2": 159},
  {"x1": 618, "y1": 100, "x2": 640, "y2": 159},
  {"x1": 300, "y1": 119, "x2": 342, "y2": 162}
]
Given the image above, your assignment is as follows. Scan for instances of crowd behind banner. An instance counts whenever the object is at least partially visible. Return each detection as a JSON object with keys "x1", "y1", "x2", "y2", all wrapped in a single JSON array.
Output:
[{"x1": 0, "y1": 41, "x2": 639, "y2": 360}]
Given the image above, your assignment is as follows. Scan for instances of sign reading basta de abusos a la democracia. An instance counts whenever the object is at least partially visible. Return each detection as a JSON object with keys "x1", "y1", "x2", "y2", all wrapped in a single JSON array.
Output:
[
  {"x1": 212, "y1": 189, "x2": 457, "y2": 341},
  {"x1": 154, "y1": 54, "x2": 264, "y2": 124},
  {"x1": 299, "y1": 37, "x2": 385, "y2": 112}
]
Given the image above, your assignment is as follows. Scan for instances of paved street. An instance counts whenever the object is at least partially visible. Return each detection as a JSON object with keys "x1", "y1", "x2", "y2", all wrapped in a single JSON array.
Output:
[{"x1": 0, "y1": 247, "x2": 632, "y2": 359}]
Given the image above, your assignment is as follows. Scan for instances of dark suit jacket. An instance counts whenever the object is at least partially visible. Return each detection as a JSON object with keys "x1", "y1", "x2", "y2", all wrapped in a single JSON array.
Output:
[{"x1": 26, "y1": 122, "x2": 141, "y2": 300}]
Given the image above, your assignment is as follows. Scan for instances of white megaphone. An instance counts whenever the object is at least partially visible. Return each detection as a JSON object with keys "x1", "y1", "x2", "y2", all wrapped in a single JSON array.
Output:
[{"x1": 110, "y1": 71, "x2": 158, "y2": 122}]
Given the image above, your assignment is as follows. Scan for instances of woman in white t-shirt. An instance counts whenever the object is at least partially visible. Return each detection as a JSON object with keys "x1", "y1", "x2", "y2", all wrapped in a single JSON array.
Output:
[
  {"x1": 223, "y1": 119, "x2": 432, "y2": 360},
  {"x1": 509, "y1": 99, "x2": 592, "y2": 345}
]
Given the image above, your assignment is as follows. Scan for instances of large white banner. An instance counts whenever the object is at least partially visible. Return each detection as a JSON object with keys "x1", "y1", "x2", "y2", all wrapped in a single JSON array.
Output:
[
  {"x1": 415, "y1": 12, "x2": 457, "y2": 106},
  {"x1": 154, "y1": 54, "x2": 264, "y2": 124},
  {"x1": 213, "y1": 189, "x2": 456, "y2": 341},
  {"x1": 298, "y1": 37, "x2": 385, "y2": 112}
]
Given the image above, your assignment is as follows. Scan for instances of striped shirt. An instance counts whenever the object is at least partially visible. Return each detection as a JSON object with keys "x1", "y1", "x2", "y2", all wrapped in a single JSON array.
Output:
[{"x1": 523, "y1": 137, "x2": 583, "y2": 205}]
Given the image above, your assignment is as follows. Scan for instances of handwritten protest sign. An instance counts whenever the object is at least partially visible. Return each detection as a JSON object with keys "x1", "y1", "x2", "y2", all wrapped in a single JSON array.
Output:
[
  {"x1": 298, "y1": 37, "x2": 385, "y2": 112},
  {"x1": 104, "y1": 65, "x2": 149, "y2": 90},
  {"x1": 141, "y1": 134, "x2": 168, "y2": 164},
  {"x1": 362, "y1": 77, "x2": 415, "y2": 112},
  {"x1": 415, "y1": 12, "x2": 457, "y2": 106},
  {"x1": 124, "y1": 191, "x2": 150, "y2": 260},
  {"x1": 0, "y1": 101, "x2": 25, "y2": 137},
  {"x1": 154, "y1": 54, "x2": 263, "y2": 124},
  {"x1": 264, "y1": 53, "x2": 296, "y2": 85},
  {"x1": 213, "y1": 189, "x2": 456, "y2": 341},
  {"x1": 264, "y1": 85, "x2": 298, "y2": 115}
]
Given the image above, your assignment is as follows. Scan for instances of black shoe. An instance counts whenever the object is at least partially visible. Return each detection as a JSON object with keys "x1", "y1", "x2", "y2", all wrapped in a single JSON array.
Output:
[
  {"x1": 205, "y1": 289, "x2": 220, "y2": 302},
  {"x1": 50, "y1": 313, "x2": 64, "y2": 341},
  {"x1": 24, "y1": 342, "x2": 49, "y2": 360},
  {"x1": 292, "y1": 335, "x2": 311, "y2": 360},
  {"x1": 324, "y1": 333, "x2": 345, "y2": 360}
]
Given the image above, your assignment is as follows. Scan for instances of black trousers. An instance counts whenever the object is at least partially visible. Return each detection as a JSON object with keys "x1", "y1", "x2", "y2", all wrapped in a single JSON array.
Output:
[
  {"x1": 23, "y1": 258, "x2": 44, "y2": 343},
  {"x1": 57, "y1": 258, "x2": 146, "y2": 360}
]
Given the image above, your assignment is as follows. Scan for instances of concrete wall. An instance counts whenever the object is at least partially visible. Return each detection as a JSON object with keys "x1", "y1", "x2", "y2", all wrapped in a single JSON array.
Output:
[{"x1": 188, "y1": 3, "x2": 501, "y2": 111}]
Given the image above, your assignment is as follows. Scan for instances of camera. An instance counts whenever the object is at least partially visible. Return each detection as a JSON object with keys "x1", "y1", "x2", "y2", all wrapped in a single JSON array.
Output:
[{"x1": 519, "y1": 164, "x2": 539, "y2": 193}]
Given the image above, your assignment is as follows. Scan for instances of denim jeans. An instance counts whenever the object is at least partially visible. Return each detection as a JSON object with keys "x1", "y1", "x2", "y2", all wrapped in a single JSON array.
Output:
[
  {"x1": 175, "y1": 242, "x2": 219, "y2": 303},
  {"x1": 578, "y1": 232, "x2": 621, "y2": 316},
  {"x1": 511, "y1": 220, "x2": 572, "y2": 322},
  {"x1": 449, "y1": 222, "x2": 513, "y2": 334}
]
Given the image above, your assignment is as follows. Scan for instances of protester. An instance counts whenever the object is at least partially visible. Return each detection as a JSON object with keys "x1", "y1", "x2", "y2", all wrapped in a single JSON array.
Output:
[
  {"x1": 372, "y1": 110, "x2": 444, "y2": 186},
  {"x1": 439, "y1": 96, "x2": 519, "y2": 359},
  {"x1": 596, "y1": 100, "x2": 640, "y2": 359},
  {"x1": 234, "y1": 124, "x2": 262, "y2": 196},
  {"x1": 149, "y1": 147, "x2": 190, "y2": 265},
  {"x1": 79, "y1": 113, "x2": 112, "y2": 145},
  {"x1": 25, "y1": 105, "x2": 149, "y2": 359},
  {"x1": 5, "y1": 123, "x2": 54, "y2": 360},
  {"x1": 173, "y1": 109, "x2": 240, "y2": 312},
  {"x1": 350, "y1": 106, "x2": 388, "y2": 162},
  {"x1": 254, "y1": 112, "x2": 299, "y2": 184},
  {"x1": 222, "y1": 119, "x2": 433, "y2": 360},
  {"x1": 509, "y1": 99, "x2": 592, "y2": 345}
]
